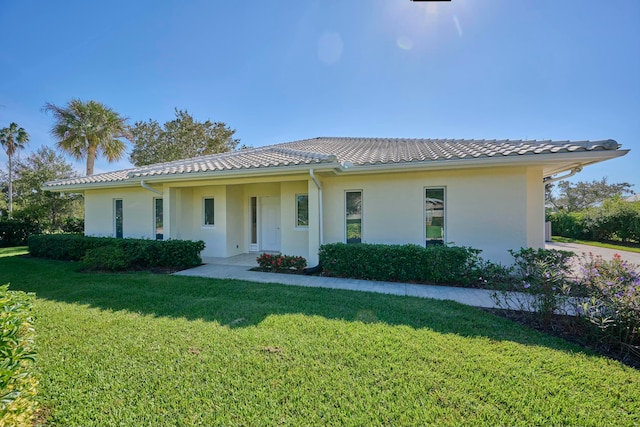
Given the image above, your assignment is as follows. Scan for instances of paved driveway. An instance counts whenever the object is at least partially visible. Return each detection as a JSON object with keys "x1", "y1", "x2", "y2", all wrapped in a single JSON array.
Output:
[{"x1": 545, "y1": 241, "x2": 640, "y2": 266}]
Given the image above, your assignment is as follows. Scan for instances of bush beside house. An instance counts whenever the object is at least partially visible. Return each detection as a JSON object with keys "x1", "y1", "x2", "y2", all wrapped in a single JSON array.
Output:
[
  {"x1": 28, "y1": 234, "x2": 205, "y2": 271},
  {"x1": 319, "y1": 243, "x2": 483, "y2": 286}
]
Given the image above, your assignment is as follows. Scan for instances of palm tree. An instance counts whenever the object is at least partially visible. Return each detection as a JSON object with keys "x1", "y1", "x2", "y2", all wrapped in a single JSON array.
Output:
[
  {"x1": 43, "y1": 99, "x2": 130, "y2": 176},
  {"x1": 0, "y1": 122, "x2": 29, "y2": 217}
]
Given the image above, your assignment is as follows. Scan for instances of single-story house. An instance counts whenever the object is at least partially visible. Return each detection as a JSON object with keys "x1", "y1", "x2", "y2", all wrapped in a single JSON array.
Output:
[{"x1": 44, "y1": 137, "x2": 628, "y2": 265}]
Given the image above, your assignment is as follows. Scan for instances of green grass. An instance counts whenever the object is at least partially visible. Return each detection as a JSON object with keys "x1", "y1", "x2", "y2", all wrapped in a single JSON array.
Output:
[
  {"x1": 1, "y1": 250, "x2": 639, "y2": 426},
  {"x1": 0, "y1": 246, "x2": 28, "y2": 257},
  {"x1": 552, "y1": 236, "x2": 640, "y2": 254}
]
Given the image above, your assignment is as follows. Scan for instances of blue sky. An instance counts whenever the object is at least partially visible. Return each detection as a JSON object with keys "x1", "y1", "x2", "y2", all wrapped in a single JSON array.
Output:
[{"x1": 1, "y1": 0, "x2": 638, "y2": 191}]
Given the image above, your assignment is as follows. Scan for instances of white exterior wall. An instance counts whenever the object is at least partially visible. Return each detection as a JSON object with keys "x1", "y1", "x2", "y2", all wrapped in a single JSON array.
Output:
[
  {"x1": 280, "y1": 181, "x2": 310, "y2": 259},
  {"x1": 185, "y1": 185, "x2": 227, "y2": 258},
  {"x1": 322, "y1": 166, "x2": 545, "y2": 265},
  {"x1": 84, "y1": 188, "x2": 156, "y2": 238},
  {"x1": 83, "y1": 168, "x2": 544, "y2": 265},
  {"x1": 226, "y1": 185, "x2": 245, "y2": 257}
]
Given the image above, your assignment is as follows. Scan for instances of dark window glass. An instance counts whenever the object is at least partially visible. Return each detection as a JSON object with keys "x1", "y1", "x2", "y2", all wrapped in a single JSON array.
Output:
[
  {"x1": 115, "y1": 199, "x2": 123, "y2": 238},
  {"x1": 204, "y1": 198, "x2": 215, "y2": 225},
  {"x1": 425, "y1": 188, "x2": 445, "y2": 246},
  {"x1": 296, "y1": 194, "x2": 309, "y2": 227},
  {"x1": 155, "y1": 198, "x2": 163, "y2": 240},
  {"x1": 346, "y1": 191, "x2": 362, "y2": 244},
  {"x1": 251, "y1": 197, "x2": 257, "y2": 244}
]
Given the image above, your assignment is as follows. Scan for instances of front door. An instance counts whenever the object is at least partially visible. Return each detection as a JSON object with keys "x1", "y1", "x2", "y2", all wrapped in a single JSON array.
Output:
[{"x1": 260, "y1": 197, "x2": 281, "y2": 252}]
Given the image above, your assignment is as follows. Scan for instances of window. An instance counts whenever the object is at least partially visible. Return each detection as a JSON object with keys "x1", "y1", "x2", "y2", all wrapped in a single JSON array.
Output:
[
  {"x1": 425, "y1": 187, "x2": 445, "y2": 246},
  {"x1": 154, "y1": 198, "x2": 163, "y2": 240},
  {"x1": 203, "y1": 198, "x2": 215, "y2": 226},
  {"x1": 250, "y1": 197, "x2": 257, "y2": 245},
  {"x1": 296, "y1": 194, "x2": 309, "y2": 227},
  {"x1": 345, "y1": 190, "x2": 362, "y2": 244},
  {"x1": 114, "y1": 199, "x2": 123, "y2": 238}
]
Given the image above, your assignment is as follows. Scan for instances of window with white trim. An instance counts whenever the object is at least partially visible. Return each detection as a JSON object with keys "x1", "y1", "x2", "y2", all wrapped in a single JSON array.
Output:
[
  {"x1": 203, "y1": 197, "x2": 215, "y2": 226},
  {"x1": 425, "y1": 187, "x2": 445, "y2": 246},
  {"x1": 114, "y1": 199, "x2": 123, "y2": 238},
  {"x1": 296, "y1": 194, "x2": 309, "y2": 227},
  {"x1": 154, "y1": 198, "x2": 163, "y2": 240},
  {"x1": 345, "y1": 190, "x2": 362, "y2": 244}
]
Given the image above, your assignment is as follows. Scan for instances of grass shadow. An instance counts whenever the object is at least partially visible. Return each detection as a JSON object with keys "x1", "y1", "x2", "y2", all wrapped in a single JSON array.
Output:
[{"x1": 1, "y1": 253, "x2": 601, "y2": 359}]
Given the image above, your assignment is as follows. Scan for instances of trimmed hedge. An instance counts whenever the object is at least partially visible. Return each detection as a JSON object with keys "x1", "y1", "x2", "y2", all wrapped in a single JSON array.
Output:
[
  {"x1": 548, "y1": 199, "x2": 640, "y2": 243},
  {"x1": 319, "y1": 243, "x2": 482, "y2": 285},
  {"x1": 28, "y1": 234, "x2": 206, "y2": 271},
  {"x1": 0, "y1": 284, "x2": 38, "y2": 427},
  {"x1": 0, "y1": 219, "x2": 42, "y2": 247}
]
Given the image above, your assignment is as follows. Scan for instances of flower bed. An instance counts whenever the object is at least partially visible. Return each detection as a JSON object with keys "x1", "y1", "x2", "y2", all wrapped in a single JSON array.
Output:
[{"x1": 256, "y1": 253, "x2": 307, "y2": 273}]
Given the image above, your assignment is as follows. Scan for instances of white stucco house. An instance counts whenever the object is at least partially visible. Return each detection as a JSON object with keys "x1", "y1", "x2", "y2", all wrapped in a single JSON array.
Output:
[{"x1": 43, "y1": 137, "x2": 628, "y2": 265}]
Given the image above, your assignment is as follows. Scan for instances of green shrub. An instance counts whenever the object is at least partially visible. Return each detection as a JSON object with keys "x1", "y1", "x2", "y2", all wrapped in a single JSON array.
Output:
[
  {"x1": 548, "y1": 211, "x2": 590, "y2": 240},
  {"x1": 578, "y1": 253, "x2": 640, "y2": 359},
  {"x1": 256, "y1": 253, "x2": 307, "y2": 272},
  {"x1": 491, "y1": 248, "x2": 576, "y2": 322},
  {"x1": 0, "y1": 284, "x2": 37, "y2": 426},
  {"x1": 0, "y1": 219, "x2": 42, "y2": 247},
  {"x1": 548, "y1": 198, "x2": 640, "y2": 243},
  {"x1": 319, "y1": 243, "x2": 482, "y2": 285},
  {"x1": 82, "y1": 246, "x2": 131, "y2": 271},
  {"x1": 28, "y1": 234, "x2": 206, "y2": 271},
  {"x1": 28, "y1": 233, "x2": 103, "y2": 260},
  {"x1": 61, "y1": 217, "x2": 84, "y2": 233}
]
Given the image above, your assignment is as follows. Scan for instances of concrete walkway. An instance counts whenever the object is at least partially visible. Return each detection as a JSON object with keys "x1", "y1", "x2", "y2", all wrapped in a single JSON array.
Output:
[
  {"x1": 175, "y1": 256, "x2": 500, "y2": 309},
  {"x1": 545, "y1": 241, "x2": 640, "y2": 265},
  {"x1": 175, "y1": 244, "x2": 639, "y2": 312}
]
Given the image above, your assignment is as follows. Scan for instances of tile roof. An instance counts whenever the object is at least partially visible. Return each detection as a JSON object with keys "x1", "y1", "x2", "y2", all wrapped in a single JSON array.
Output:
[{"x1": 44, "y1": 137, "x2": 621, "y2": 188}]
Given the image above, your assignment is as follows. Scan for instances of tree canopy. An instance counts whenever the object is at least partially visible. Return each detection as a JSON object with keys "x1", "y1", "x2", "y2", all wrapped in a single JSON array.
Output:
[
  {"x1": 129, "y1": 109, "x2": 239, "y2": 166},
  {"x1": 548, "y1": 178, "x2": 634, "y2": 212},
  {"x1": 4, "y1": 146, "x2": 82, "y2": 230},
  {"x1": 43, "y1": 99, "x2": 130, "y2": 176},
  {"x1": 0, "y1": 122, "x2": 30, "y2": 217}
]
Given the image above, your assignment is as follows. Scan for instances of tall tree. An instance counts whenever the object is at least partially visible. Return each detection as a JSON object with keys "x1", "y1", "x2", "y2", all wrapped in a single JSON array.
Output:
[
  {"x1": 0, "y1": 122, "x2": 29, "y2": 217},
  {"x1": 129, "y1": 108, "x2": 239, "y2": 166},
  {"x1": 9, "y1": 147, "x2": 82, "y2": 230},
  {"x1": 553, "y1": 178, "x2": 634, "y2": 212},
  {"x1": 43, "y1": 99, "x2": 130, "y2": 176}
]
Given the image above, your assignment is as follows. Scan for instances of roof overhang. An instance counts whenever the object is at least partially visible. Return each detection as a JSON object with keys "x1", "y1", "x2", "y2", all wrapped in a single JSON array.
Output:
[
  {"x1": 43, "y1": 147, "x2": 628, "y2": 193},
  {"x1": 331, "y1": 149, "x2": 629, "y2": 178}
]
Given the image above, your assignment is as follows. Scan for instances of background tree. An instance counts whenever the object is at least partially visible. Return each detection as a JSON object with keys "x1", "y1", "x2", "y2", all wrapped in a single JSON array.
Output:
[
  {"x1": 0, "y1": 122, "x2": 29, "y2": 217},
  {"x1": 8, "y1": 147, "x2": 83, "y2": 230},
  {"x1": 129, "y1": 109, "x2": 239, "y2": 166},
  {"x1": 552, "y1": 178, "x2": 633, "y2": 212},
  {"x1": 43, "y1": 99, "x2": 130, "y2": 176}
]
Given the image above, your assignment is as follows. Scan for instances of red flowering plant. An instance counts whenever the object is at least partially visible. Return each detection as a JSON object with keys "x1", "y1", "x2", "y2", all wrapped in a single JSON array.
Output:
[{"x1": 256, "y1": 253, "x2": 307, "y2": 273}]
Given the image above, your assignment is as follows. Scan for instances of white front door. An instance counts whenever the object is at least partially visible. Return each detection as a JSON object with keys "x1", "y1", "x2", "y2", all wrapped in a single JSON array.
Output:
[{"x1": 260, "y1": 197, "x2": 281, "y2": 252}]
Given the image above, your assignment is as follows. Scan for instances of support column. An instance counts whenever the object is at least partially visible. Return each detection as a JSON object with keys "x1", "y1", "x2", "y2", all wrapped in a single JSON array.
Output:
[
  {"x1": 163, "y1": 187, "x2": 178, "y2": 240},
  {"x1": 308, "y1": 178, "x2": 320, "y2": 266}
]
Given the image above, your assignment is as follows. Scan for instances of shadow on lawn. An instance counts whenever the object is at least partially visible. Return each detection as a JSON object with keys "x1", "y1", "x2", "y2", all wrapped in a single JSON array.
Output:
[{"x1": 2, "y1": 255, "x2": 594, "y2": 357}]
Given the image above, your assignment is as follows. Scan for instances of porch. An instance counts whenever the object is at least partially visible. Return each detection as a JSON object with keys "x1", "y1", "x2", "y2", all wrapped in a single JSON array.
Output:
[{"x1": 201, "y1": 252, "x2": 260, "y2": 267}]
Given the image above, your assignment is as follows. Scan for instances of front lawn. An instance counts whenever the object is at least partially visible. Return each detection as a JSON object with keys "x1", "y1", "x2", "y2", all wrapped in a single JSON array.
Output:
[{"x1": 1, "y1": 250, "x2": 638, "y2": 426}]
